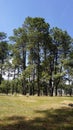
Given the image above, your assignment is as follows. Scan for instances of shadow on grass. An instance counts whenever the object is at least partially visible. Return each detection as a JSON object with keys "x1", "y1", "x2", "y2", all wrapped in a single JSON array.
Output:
[{"x1": 0, "y1": 107, "x2": 73, "y2": 130}]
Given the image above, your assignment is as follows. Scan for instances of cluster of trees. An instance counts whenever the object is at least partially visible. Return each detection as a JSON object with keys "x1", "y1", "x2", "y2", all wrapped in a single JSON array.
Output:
[{"x1": 0, "y1": 17, "x2": 73, "y2": 96}]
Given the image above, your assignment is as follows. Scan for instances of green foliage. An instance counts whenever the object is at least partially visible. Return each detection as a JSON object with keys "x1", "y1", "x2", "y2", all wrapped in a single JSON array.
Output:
[
  {"x1": 10, "y1": 79, "x2": 22, "y2": 94},
  {"x1": 0, "y1": 42, "x2": 8, "y2": 63},
  {"x1": 0, "y1": 80, "x2": 11, "y2": 94},
  {"x1": 64, "y1": 84, "x2": 73, "y2": 95}
]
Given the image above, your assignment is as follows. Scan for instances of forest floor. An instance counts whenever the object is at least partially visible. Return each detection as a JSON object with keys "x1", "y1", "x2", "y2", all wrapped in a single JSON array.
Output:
[{"x1": 0, "y1": 95, "x2": 73, "y2": 130}]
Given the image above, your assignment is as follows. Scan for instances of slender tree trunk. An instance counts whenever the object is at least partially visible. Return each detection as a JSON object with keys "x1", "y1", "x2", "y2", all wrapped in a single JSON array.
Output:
[
  {"x1": 44, "y1": 47, "x2": 48, "y2": 96},
  {"x1": 13, "y1": 68, "x2": 16, "y2": 79},
  {"x1": 45, "y1": 85, "x2": 48, "y2": 96},
  {"x1": 32, "y1": 68, "x2": 35, "y2": 95},
  {"x1": 55, "y1": 85, "x2": 58, "y2": 96},
  {"x1": 37, "y1": 42, "x2": 40, "y2": 96},
  {"x1": 17, "y1": 67, "x2": 20, "y2": 77},
  {"x1": 22, "y1": 46, "x2": 26, "y2": 95},
  {"x1": 49, "y1": 77, "x2": 53, "y2": 96},
  {"x1": 12, "y1": 85, "x2": 14, "y2": 95},
  {"x1": 49, "y1": 59, "x2": 54, "y2": 96},
  {"x1": 37, "y1": 64, "x2": 40, "y2": 96},
  {"x1": 22, "y1": 79, "x2": 26, "y2": 95},
  {"x1": 22, "y1": 46, "x2": 26, "y2": 70},
  {"x1": 54, "y1": 52, "x2": 58, "y2": 96}
]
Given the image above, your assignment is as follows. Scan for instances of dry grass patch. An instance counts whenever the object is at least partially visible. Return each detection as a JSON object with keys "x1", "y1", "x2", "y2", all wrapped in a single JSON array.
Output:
[{"x1": 0, "y1": 95, "x2": 73, "y2": 130}]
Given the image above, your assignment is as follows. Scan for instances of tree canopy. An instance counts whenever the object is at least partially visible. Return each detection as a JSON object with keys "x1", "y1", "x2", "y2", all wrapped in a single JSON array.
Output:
[{"x1": 0, "y1": 17, "x2": 73, "y2": 96}]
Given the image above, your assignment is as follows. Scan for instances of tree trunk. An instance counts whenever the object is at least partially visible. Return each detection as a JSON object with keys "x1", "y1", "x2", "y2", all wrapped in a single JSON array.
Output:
[
  {"x1": 45, "y1": 85, "x2": 48, "y2": 96},
  {"x1": 22, "y1": 46, "x2": 26, "y2": 70},
  {"x1": 49, "y1": 78, "x2": 53, "y2": 96},
  {"x1": 55, "y1": 85, "x2": 57, "y2": 96},
  {"x1": 22, "y1": 79, "x2": 26, "y2": 95},
  {"x1": 54, "y1": 52, "x2": 58, "y2": 96},
  {"x1": 37, "y1": 42, "x2": 40, "y2": 96},
  {"x1": 49, "y1": 59, "x2": 54, "y2": 96}
]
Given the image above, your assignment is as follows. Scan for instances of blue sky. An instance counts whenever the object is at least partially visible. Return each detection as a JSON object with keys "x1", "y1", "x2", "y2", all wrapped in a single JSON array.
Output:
[{"x1": 0, "y1": 0, "x2": 73, "y2": 37}]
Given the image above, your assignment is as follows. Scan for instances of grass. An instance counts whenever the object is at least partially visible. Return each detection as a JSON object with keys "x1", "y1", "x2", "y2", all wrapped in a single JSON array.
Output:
[{"x1": 0, "y1": 95, "x2": 73, "y2": 130}]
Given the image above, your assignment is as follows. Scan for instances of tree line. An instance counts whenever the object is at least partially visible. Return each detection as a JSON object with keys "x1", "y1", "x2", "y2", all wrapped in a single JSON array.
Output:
[{"x1": 0, "y1": 17, "x2": 73, "y2": 96}]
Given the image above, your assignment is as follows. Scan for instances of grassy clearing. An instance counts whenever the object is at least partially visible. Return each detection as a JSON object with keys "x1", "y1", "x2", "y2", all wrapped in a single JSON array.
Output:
[{"x1": 0, "y1": 95, "x2": 73, "y2": 130}]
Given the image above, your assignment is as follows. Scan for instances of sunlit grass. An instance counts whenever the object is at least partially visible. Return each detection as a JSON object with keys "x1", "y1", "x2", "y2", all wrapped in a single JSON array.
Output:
[{"x1": 0, "y1": 95, "x2": 73, "y2": 130}]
